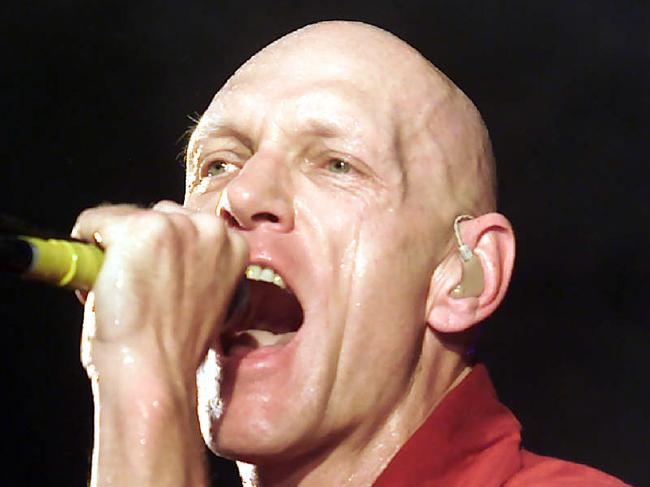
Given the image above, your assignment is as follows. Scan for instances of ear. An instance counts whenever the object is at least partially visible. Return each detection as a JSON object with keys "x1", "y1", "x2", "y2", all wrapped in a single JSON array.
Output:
[{"x1": 426, "y1": 213, "x2": 515, "y2": 333}]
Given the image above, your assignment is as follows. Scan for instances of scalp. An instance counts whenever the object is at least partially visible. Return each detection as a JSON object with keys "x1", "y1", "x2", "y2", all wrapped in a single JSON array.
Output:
[{"x1": 213, "y1": 21, "x2": 497, "y2": 218}]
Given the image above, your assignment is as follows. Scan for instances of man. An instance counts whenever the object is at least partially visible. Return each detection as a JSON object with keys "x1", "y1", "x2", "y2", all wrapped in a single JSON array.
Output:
[{"x1": 73, "y1": 21, "x2": 626, "y2": 486}]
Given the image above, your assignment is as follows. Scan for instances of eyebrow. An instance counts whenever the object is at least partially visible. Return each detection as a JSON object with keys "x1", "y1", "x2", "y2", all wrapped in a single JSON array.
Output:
[
  {"x1": 185, "y1": 122, "x2": 254, "y2": 166},
  {"x1": 184, "y1": 105, "x2": 364, "y2": 167},
  {"x1": 195, "y1": 123, "x2": 254, "y2": 147}
]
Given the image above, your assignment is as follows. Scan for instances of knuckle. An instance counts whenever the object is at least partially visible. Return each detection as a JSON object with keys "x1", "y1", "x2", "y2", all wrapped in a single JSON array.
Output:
[
  {"x1": 158, "y1": 199, "x2": 177, "y2": 207},
  {"x1": 152, "y1": 199, "x2": 184, "y2": 213},
  {"x1": 136, "y1": 212, "x2": 200, "y2": 249},
  {"x1": 71, "y1": 207, "x2": 102, "y2": 238},
  {"x1": 76, "y1": 207, "x2": 95, "y2": 224},
  {"x1": 137, "y1": 212, "x2": 174, "y2": 241},
  {"x1": 151, "y1": 200, "x2": 173, "y2": 211},
  {"x1": 78, "y1": 207, "x2": 93, "y2": 219},
  {"x1": 70, "y1": 222, "x2": 81, "y2": 239},
  {"x1": 194, "y1": 214, "x2": 227, "y2": 242},
  {"x1": 177, "y1": 216, "x2": 200, "y2": 241}
]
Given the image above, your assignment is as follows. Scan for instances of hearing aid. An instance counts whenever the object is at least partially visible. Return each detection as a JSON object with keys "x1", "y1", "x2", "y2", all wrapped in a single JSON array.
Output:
[{"x1": 450, "y1": 215, "x2": 484, "y2": 299}]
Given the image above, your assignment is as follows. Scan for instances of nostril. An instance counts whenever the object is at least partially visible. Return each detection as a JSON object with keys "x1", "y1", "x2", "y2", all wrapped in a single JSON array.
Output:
[
  {"x1": 252, "y1": 212, "x2": 280, "y2": 224},
  {"x1": 220, "y1": 208, "x2": 242, "y2": 229}
]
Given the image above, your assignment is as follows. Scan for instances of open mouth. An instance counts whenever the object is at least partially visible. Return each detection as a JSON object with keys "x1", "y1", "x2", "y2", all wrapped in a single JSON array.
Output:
[{"x1": 221, "y1": 264, "x2": 304, "y2": 358}]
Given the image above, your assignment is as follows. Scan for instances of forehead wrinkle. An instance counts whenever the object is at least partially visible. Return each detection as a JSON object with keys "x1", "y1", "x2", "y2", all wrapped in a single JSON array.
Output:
[
  {"x1": 399, "y1": 109, "x2": 462, "y2": 220},
  {"x1": 388, "y1": 71, "x2": 457, "y2": 207},
  {"x1": 191, "y1": 88, "x2": 270, "y2": 140},
  {"x1": 426, "y1": 96, "x2": 496, "y2": 214},
  {"x1": 286, "y1": 83, "x2": 390, "y2": 165},
  {"x1": 395, "y1": 120, "x2": 449, "y2": 211},
  {"x1": 290, "y1": 95, "x2": 362, "y2": 136},
  {"x1": 196, "y1": 80, "x2": 385, "y2": 168},
  {"x1": 386, "y1": 107, "x2": 409, "y2": 203},
  {"x1": 294, "y1": 106, "x2": 360, "y2": 138}
]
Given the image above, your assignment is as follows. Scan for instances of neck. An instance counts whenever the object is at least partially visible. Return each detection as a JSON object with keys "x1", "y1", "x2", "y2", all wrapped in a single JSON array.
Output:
[{"x1": 243, "y1": 338, "x2": 470, "y2": 487}]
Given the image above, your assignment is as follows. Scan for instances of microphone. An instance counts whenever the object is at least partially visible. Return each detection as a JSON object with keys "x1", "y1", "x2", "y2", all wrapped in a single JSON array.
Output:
[
  {"x1": 0, "y1": 235, "x2": 103, "y2": 290},
  {"x1": 0, "y1": 233, "x2": 249, "y2": 317}
]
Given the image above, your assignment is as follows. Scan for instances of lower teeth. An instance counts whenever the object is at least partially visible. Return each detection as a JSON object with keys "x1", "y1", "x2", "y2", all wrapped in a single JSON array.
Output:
[{"x1": 240, "y1": 329, "x2": 296, "y2": 347}]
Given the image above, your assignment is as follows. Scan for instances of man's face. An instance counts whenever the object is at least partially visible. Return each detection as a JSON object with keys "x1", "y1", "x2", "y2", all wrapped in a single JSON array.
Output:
[{"x1": 185, "y1": 44, "x2": 447, "y2": 461}]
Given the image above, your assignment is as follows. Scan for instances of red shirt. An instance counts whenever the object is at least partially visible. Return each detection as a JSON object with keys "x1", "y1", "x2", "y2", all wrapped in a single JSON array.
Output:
[{"x1": 373, "y1": 365, "x2": 628, "y2": 486}]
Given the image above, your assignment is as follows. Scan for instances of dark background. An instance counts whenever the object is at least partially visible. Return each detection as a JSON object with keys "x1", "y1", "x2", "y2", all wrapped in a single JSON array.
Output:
[{"x1": 1, "y1": 1, "x2": 648, "y2": 486}]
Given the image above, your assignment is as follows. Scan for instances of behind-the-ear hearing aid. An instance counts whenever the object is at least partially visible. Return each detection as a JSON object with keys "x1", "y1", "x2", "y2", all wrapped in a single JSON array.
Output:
[{"x1": 450, "y1": 215, "x2": 484, "y2": 298}]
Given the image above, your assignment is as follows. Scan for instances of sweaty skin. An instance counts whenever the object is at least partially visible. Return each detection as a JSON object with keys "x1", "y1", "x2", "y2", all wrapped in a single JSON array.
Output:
[
  {"x1": 186, "y1": 21, "x2": 510, "y2": 486},
  {"x1": 77, "y1": 21, "x2": 513, "y2": 487}
]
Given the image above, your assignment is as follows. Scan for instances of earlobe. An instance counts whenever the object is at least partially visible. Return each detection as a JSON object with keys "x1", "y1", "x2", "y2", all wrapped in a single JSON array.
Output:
[{"x1": 426, "y1": 213, "x2": 515, "y2": 334}]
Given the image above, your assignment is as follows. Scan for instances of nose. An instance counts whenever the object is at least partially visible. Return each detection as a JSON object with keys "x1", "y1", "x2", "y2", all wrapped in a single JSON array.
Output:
[{"x1": 220, "y1": 153, "x2": 294, "y2": 232}]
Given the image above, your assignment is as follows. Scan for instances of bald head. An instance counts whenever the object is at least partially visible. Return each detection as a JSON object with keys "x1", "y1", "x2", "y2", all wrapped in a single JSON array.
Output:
[{"x1": 208, "y1": 21, "x2": 496, "y2": 217}]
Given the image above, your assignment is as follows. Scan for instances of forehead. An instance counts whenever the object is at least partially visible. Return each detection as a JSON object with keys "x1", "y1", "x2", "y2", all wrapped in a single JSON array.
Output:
[{"x1": 188, "y1": 78, "x2": 395, "y2": 159}]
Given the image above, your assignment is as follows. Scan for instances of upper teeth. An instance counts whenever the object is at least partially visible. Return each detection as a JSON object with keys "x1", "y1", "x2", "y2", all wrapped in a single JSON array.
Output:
[{"x1": 246, "y1": 264, "x2": 286, "y2": 290}]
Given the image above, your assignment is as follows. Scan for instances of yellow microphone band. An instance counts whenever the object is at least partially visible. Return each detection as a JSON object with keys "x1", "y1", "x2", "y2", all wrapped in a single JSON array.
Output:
[{"x1": 23, "y1": 236, "x2": 104, "y2": 290}]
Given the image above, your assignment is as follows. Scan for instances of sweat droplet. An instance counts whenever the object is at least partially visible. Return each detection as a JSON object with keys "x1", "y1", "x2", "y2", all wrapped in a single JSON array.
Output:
[
  {"x1": 114, "y1": 270, "x2": 126, "y2": 290},
  {"x1": 120, "y1": 346, "x2": 134, "y2": 365},
  {"x1": 194, "y1": 178, "x2": 211, "y2": 195}
]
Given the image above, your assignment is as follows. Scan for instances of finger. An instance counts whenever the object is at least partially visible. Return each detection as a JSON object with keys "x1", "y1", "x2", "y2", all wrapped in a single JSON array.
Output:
[
  {"x1": 186, "y1": 211, "x2": 231, "y2": 249},
  {"x1": 80, "y1": 291, "x2": 96, "y2": 373},
  {"x1": 71, "y1": 204, "x2": 141, "y2": 246},
  {"x1": 226, "y1": 226, "x2": 249, "y2": 260},
  {"x1": 185, "y1": 212, "x2": 248, "y2": 283},
  {"x1": 151, "y1": 200, "x2": 194, "y2": 215}
]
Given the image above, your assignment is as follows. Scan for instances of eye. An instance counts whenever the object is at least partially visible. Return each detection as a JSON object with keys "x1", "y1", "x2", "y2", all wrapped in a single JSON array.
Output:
[
  {"x1": 327, "y1": 158, "x2": 351, "y2": 174},
  {"x1": 206, "y1": 160, "x2": 238, "y2": 177}
]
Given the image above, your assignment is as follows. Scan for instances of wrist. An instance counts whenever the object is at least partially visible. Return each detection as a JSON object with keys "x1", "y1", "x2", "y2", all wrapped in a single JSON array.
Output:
[{"x1": 88, "y1": 350, "x2": 207, "y2": 487}]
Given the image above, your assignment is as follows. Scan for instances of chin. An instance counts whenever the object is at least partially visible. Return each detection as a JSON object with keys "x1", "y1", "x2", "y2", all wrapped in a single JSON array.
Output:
[
  {"x1": 206, "y1": 415, "x2": 306, "y2": 464},
  {"x1": 203, "y1": 379, "x2": 333, "y2": 468},
  {"x1": 196, "y1": 359, "x2": 311, "y2": 463}
]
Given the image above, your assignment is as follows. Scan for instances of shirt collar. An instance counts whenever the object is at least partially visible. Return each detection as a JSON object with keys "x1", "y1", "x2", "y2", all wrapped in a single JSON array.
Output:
[{"x1": 373, "y1": 364, "x2": 523, "y2": 486}]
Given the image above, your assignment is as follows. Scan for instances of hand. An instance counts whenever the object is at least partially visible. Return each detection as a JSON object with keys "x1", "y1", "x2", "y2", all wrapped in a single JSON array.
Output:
[
  {"x1": 72, "y1": 201, "x2": 247, "y2": 486},
  {"x1": 72, "y1": 201, "x2": 248, "y2": 388}
]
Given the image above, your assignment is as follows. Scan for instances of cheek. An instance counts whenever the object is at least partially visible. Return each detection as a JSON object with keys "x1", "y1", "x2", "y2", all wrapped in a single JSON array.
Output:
[
  {"x1": 294, "y1": 181, "x2": 409, "y2": 302},
  {"x1": 337, "y1": 235, "x2": 427, "y2": 376},
  {"x1": 183, "y1": 184, "x2": 223, "y2": 212},
  {"x1": 347, "y1": 214, "x2": 431, "y2": 322},
  {"x1": 329, "y1": 232, "x2": 428, "y2": 417},
  {"x1": 293, "y1": 186, "x2": 369, "y2": 263}
]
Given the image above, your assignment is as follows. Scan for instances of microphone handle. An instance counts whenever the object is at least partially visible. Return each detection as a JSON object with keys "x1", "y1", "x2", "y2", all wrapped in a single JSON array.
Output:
[{"x1": 0, "y1": 234, "x2": 249, "y2": 317}]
